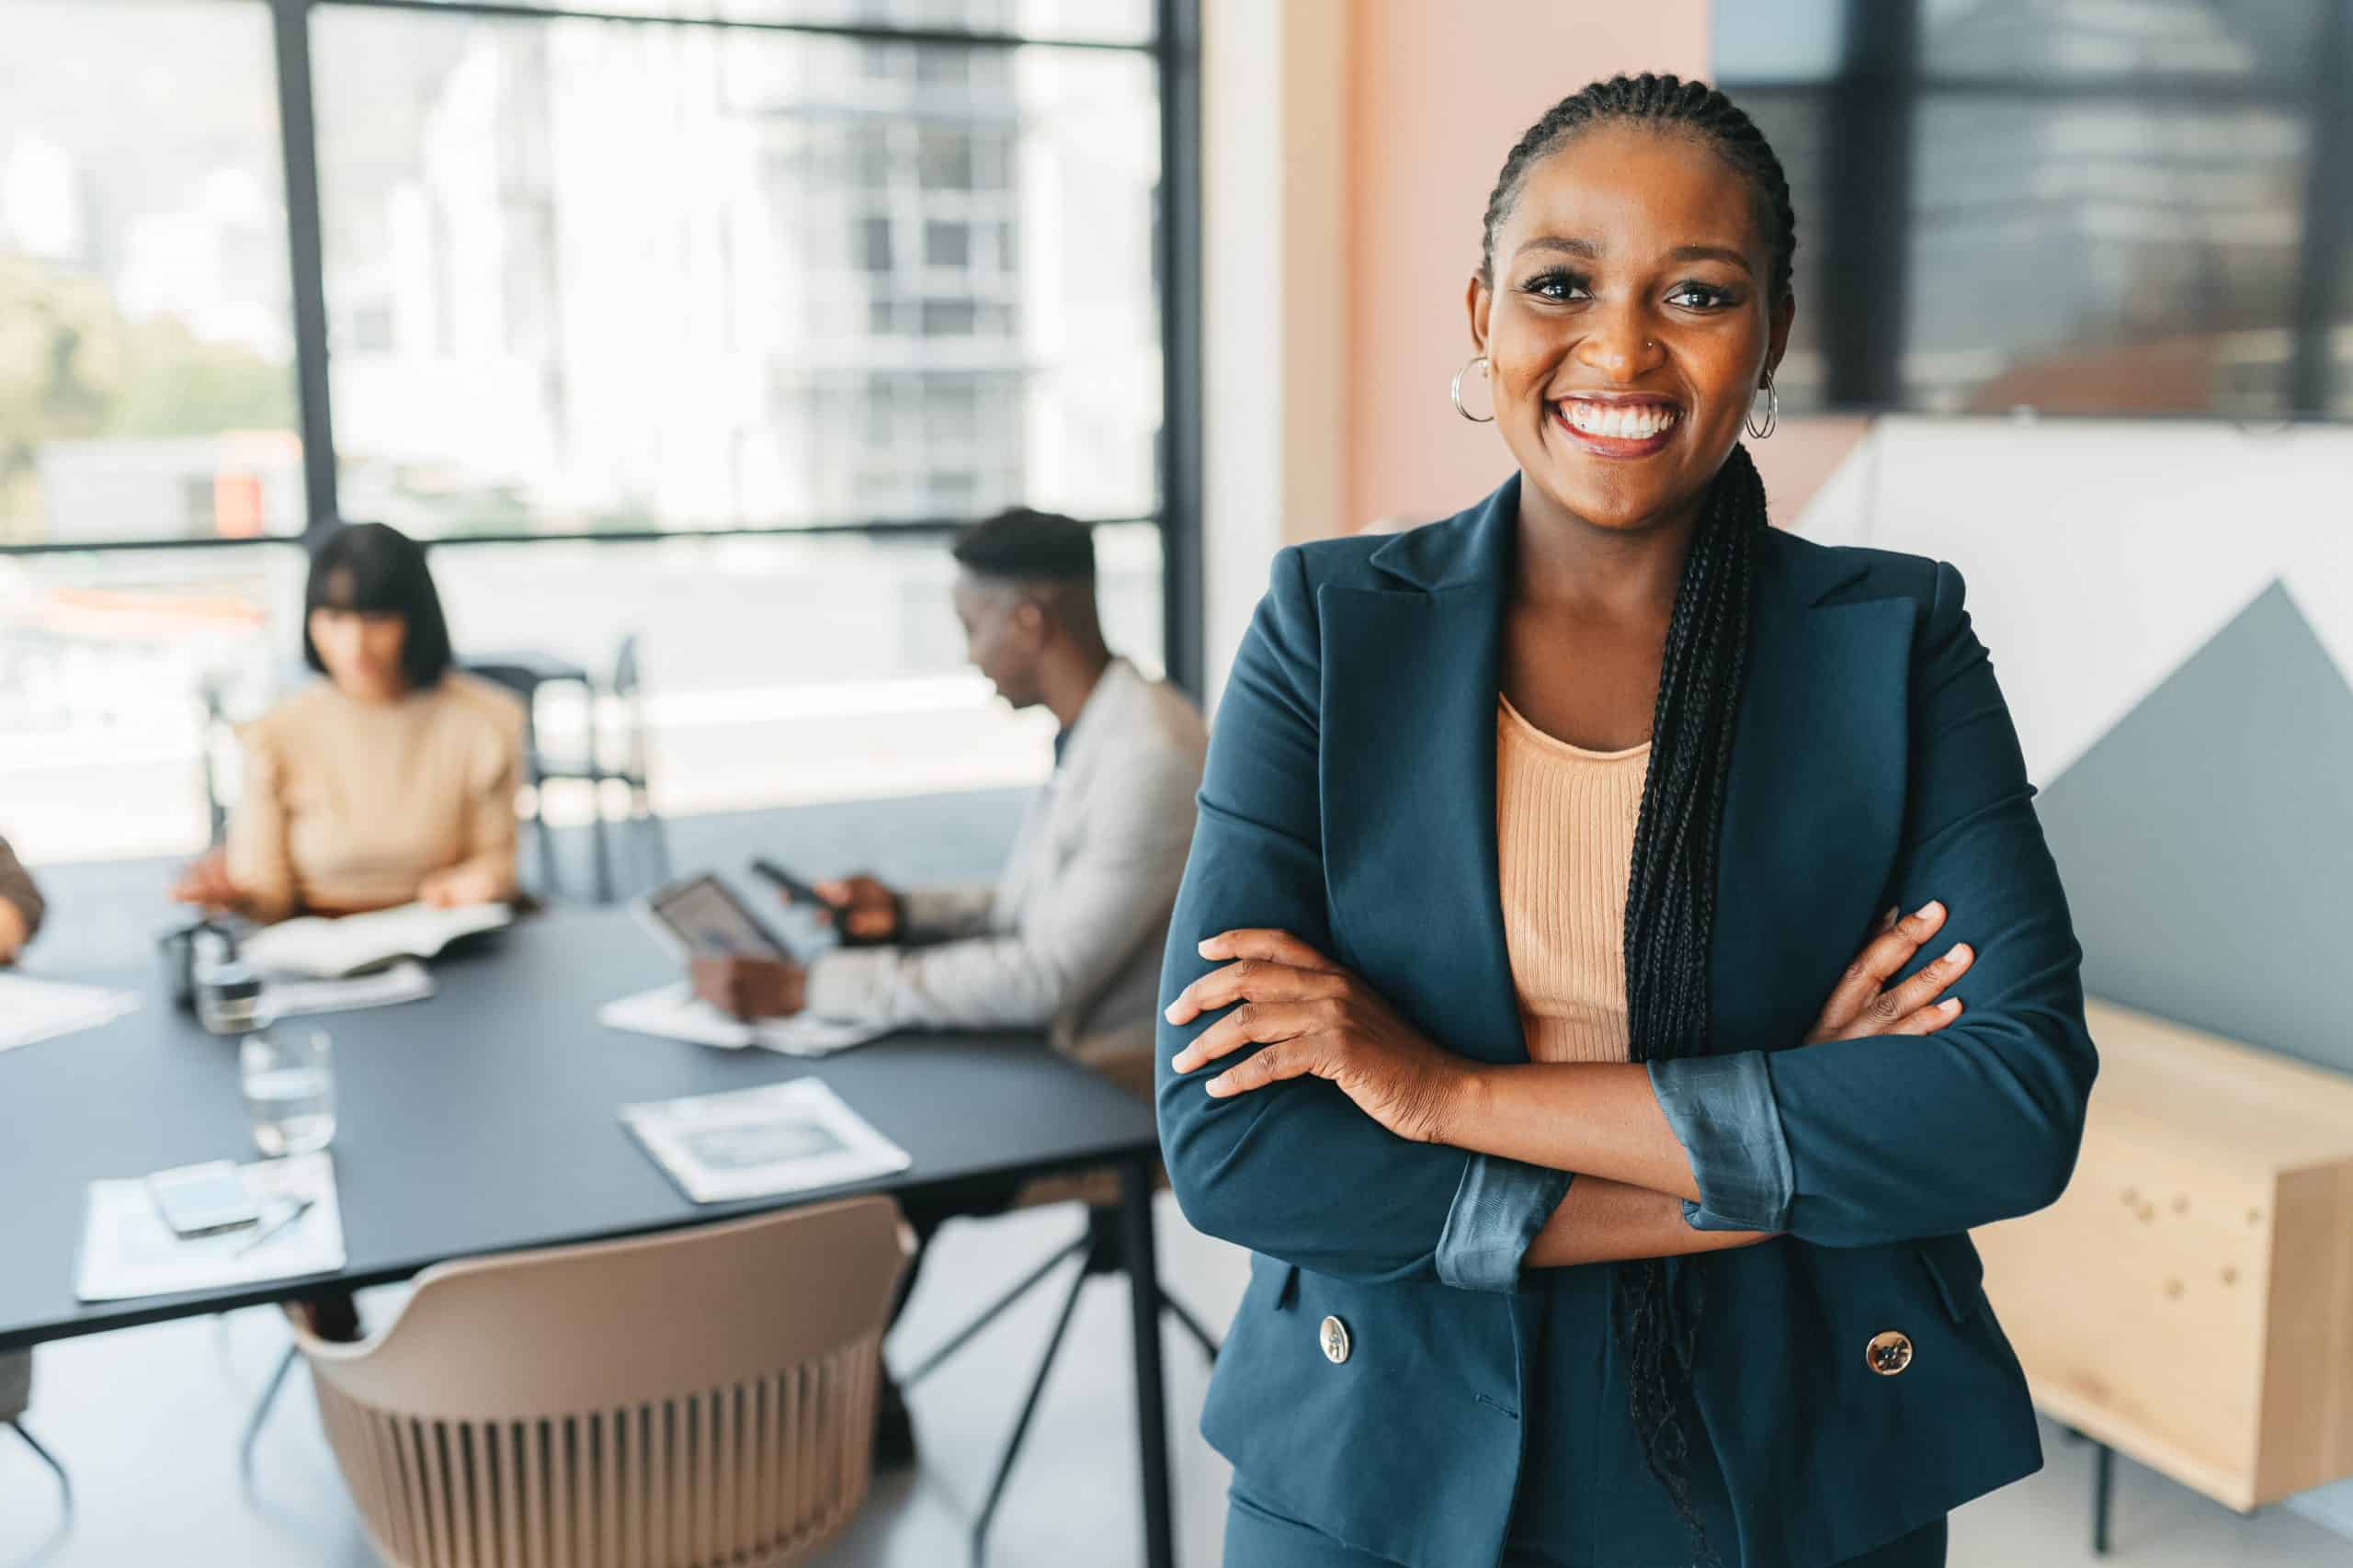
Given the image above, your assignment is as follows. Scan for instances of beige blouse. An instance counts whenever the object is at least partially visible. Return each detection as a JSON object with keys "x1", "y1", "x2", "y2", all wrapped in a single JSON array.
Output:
[
  {"x1": 227, "y1": 674, "x2": 526, "y2": 923},
  {"x1": 1495, "y1": 694, "x2": 1652, "y2": 1064}
]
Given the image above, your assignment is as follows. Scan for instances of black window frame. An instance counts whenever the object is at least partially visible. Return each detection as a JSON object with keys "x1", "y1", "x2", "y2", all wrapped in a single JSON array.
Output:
[
  {"x1": 3, "y1": 0, "x2": 1206, "y2": 697},
  {"x1": 1716, "y1": 0, "x2": 2353, "y2": 422}
]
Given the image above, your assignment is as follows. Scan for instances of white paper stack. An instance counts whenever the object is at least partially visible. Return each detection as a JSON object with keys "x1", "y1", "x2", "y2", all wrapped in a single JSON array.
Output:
[
  {"x1": 620, "y1": 1079, "x2": 911, "y2": 1203},
  {"x1": 598, "y1": 982, "x2": 889, "y2": 1057},
  {"x1": 75, "y1": 1153, "x2": 346, "y2": 1302},
  {"x1": 0, "y1": 973, "x2": 142, "y2": 1053}
]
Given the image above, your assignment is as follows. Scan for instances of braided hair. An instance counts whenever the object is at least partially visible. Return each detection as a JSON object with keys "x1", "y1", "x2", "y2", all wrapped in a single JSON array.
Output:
[{"x1": 1478, "y1": 74, "x2": 1797, "y2": 1562}]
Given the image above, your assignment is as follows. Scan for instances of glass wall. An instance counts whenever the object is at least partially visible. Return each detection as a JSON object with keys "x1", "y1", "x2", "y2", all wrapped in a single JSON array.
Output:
[{"x1": 0, "y1": 0, "x2": 1180, "y2": 863}]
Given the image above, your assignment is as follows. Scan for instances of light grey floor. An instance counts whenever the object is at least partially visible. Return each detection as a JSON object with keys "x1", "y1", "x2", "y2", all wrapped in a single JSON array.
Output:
[{"x1": 3, "y1": 1189, "x2": 2348, "y2": 1568}]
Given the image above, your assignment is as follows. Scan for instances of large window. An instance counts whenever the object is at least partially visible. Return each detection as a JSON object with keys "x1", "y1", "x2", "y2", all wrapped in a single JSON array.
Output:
[
  {"x1": 1717, "y1": 0, "x2": 2353, "y2": 418},
  {"x1": 311, "y1": 10, "x2": 1161, "y2": 536},
  {"x1": 0, "y1": 0, "x2": 301, "y2": 546},
  {"x1": 0, "y1": 0, "x2": 1194, "y2": 863}
]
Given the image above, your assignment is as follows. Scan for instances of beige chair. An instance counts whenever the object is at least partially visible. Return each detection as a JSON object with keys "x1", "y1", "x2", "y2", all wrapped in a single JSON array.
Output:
[{"x1": 290, "y1": 1197, "x2": 910, "y2": 1568}]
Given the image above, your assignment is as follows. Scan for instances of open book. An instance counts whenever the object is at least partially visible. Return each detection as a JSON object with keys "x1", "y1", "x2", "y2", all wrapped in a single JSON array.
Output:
[{"x1": 238, "y1": 902, "x2": 514, "y2": 980}]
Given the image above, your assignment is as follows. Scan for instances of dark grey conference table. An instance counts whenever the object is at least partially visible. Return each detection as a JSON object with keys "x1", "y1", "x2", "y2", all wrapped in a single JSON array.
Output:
[{"x1": 0, "y1": 907, "x2": 1175, "y2": 1568}]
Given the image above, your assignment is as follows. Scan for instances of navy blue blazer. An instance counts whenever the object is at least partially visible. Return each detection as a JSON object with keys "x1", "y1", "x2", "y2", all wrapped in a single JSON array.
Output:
[{"x1": 1155, "y1": 475, "x2": 2097, "y2": 1568}]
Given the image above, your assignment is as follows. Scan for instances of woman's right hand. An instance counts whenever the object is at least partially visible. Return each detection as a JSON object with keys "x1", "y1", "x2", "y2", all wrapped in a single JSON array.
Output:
[
  {"x1": 170, "y1": 848, "x2": 241, "y2": 911},
  {"x1": 811, "y1": 874, "x2": 902, "y2": 944},
  {"x1": 1803, "y1": 900, "x2": 1974, "y2": 1043}
]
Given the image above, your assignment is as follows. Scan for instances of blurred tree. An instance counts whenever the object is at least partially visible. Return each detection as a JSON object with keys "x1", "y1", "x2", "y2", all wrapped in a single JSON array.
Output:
[{"x1": 0, "y1": 254, "x2": 293, "y2": 540}]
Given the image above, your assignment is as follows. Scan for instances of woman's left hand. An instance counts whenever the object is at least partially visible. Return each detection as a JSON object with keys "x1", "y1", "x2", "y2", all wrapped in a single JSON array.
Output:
[
  {"x1": 418, "y1": 865, "x2": 503, "y2": 908},
  {"x1": 1165, "y1": 928, "x2": 1470, "y2": 1144}
]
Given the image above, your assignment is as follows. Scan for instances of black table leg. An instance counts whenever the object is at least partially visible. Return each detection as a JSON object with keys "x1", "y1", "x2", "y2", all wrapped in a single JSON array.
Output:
[
  {"x1": 1119, "y1": 1154, "x2": 1175, "y2": 1568},
  {"x1": 2092, "y1": 1440, "x2": 2114, "y2": 1555}
]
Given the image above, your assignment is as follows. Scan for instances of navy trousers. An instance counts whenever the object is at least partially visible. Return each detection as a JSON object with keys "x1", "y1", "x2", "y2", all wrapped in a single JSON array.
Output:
[{"x1": 1222, "y1": 1487, "x2": 1947, "y2": 1568}]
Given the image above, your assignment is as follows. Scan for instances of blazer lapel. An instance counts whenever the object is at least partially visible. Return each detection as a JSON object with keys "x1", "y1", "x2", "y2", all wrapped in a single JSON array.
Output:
[
  {"x1": 1320, "y1": 479, "x2": 1529, "y2": 1068},
  {"x1": 1708, "y1": 537, "x2": 1916, "y2": 1056}
]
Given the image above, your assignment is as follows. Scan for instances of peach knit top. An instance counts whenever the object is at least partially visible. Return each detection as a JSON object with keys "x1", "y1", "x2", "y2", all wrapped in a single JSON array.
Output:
[{"x1": 1495, "y1": 694, "x2": 1652, "y2": 1064}]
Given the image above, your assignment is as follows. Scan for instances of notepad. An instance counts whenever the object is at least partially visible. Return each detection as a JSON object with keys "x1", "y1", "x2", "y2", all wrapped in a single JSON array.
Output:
[
  {"x1": 238, "y1": 902, "x2": 513, "y2": 980},
  {"x1": 75, "y1": 1153, "x2": 345, "y2": 1301},
  {"x1": 0, "y1": 973, "x2": 141, "y2": 1053},
  {"x1": 620, "y1": 1080, "x2": 910, "y2": 1203},
  {"x1": 262, "y1": 960, "x2": 436, "y2": 1018},
  {"x1": 598, "y1": 982, "x2": 890, "y2": 1057}
]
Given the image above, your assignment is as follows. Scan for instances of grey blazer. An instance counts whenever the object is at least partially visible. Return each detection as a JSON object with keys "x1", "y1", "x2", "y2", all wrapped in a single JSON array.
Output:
[{"x1": 806, "y1": 658, "x2": 1208, "y2": 1100}]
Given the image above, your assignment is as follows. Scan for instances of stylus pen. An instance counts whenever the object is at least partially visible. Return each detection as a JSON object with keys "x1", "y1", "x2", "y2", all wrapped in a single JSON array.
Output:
[{"x1": 234, "y1": 1196, "x2": 317, "y2": 1256}]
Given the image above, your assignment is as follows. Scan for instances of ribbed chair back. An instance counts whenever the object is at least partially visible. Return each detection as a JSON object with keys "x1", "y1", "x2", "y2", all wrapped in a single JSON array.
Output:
[{"x1": 290, "y1": 1197, "x2": 909, "y2": 1568}]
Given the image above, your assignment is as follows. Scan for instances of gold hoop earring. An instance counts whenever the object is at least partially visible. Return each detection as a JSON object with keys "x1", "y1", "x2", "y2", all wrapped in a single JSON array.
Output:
[
  {"x1": 1745, "y1": 379, "x2": 1779, "y2": 440},
  {"x1": 1451, "y1": 355, "x2": 1495, "y2": 424}
]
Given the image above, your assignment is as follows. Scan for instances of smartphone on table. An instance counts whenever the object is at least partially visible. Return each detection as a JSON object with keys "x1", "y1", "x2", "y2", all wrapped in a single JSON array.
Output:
[{"x1": 147, "y1": 1160, "x2": 261, "y2": 1238}]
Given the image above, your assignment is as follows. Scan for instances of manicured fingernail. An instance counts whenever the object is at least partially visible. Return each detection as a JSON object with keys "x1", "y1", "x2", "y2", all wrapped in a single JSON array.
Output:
[
  {"x1": 1196, "y1": 938, "x2": 1217, "y2": 956},
  {"x1": 1205, "y1": 1074, "x2": 1231, "y2": 1096},
  {"x1": 1943, "y1": 943, "x2": 1971, "y2": 964},
  {"x1": 1914, "y1": 901, "x2": 1942, "y2": 921},
  {"x1": 1165, "y1": 1003, "x2": 1181, "y2": 1023},
  {"x1": 1940, "y1": 997, "x2": 1962, "y2": 1012}
]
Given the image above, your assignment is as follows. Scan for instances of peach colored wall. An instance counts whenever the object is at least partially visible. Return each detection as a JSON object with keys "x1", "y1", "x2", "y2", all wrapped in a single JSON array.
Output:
[{"x1": 1342, "y1": 3, "x2": 1712, "y2": 534}]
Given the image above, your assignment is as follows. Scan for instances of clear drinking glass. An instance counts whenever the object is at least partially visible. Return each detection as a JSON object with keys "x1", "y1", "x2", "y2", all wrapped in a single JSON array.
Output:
[{"x1": 239, "y1": 1028, "x2": 337, "y2": 1157}]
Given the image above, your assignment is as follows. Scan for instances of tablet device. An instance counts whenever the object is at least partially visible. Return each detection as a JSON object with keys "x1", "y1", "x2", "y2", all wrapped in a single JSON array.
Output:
[{"x1": 632, "y1": 872, "x2": 796, "y2": 963}]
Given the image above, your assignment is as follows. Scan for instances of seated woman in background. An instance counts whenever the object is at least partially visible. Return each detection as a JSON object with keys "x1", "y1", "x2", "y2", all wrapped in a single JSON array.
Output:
[
  {"x1": 0, "y1": 833, "x2": 43, "y2": 963},
  {"x1": 174, "y1": 522, "x2": 525, "y2": 923}
]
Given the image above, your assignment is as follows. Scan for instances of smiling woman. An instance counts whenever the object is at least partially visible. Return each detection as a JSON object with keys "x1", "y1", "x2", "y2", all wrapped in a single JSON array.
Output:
[{"x1": 1156, "y1": 72, "x2": 2096, "y2": 1568}]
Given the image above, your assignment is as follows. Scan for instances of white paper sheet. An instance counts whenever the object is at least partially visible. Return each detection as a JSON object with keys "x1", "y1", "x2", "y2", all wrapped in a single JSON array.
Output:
[
  {"x1": 262, "y1": 960, "x2": 436, "y2": 1018},
  {"x1": 598, "y1": 982, "x2": 890, "y2": 1058},
  {"x1": 75, "y1": 1153, "x2": 346, "y2": 1301},
  {"x1": 0, "y1": 973, "x2": 142, "y2": 1053},
  {"x1": 620, "y1": 1079, "x2": 910, "y2": 1203}
]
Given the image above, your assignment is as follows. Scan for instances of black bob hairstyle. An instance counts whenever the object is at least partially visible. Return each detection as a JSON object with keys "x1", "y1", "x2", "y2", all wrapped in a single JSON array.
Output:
[{"x1": 301, "y1": 521, "x2": 455, "y2": 690}]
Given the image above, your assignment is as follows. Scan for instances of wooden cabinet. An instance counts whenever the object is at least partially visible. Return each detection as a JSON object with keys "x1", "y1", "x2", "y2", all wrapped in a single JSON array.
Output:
[{"x1": 1973, "y1": 999, "x2": 2353, "y2": 1509}]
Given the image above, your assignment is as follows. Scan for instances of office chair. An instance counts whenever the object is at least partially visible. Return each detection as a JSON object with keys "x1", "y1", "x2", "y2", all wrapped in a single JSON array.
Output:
[
  {"x1": 528, "y1": 633, "x2": 671, "y2": 901},
  {"x1": 463, "y1": 654, "x2": 580, "y2": 902},
  {"x1": 471, "y1": 636, "x2": 668, "y2": 904},
  {"x1": 288, "y1": 1198, "x2": 909, "y2": 1568},
  {"x1": 897, "y1": 1193, "x2": 1220, "y2": 1566}
]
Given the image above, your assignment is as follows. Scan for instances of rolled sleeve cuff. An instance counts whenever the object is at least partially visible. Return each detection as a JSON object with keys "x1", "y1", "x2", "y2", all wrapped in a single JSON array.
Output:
[
  {"x1": 1647, "y1": 1051, "x2": 1794, "y2": 1234},
  {"x1": 803, "y1": 948, "x2": 901, "y2": 1023},
  {"x1": 1435, "y1": 1153, "x2": 1572, "y2": 1293}
]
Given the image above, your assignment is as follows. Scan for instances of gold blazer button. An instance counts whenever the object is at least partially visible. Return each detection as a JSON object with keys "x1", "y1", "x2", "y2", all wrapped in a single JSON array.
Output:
[
  {"x1": 1866, "y1": 1330, "x2": 1914, "y2": 1376},
  {"x1": 1319, "y1": 1314, "x2": 1351, "y2": 1365}
]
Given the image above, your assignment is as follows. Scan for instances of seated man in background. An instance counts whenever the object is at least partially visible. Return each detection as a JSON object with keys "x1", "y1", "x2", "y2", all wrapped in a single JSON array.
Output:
[
  {"x1": 694, "y1": 507, "x2": 1208, "y2": 1103},
  {"x1": 692, "y1": 507, "x2": 1208, "y2": 1463},
  {"x1": 172, "y1": 521, "x2": 524, "y2": 923},
  {"x1": 0, "y1": 833, "x2": 43, "y2": 963}
]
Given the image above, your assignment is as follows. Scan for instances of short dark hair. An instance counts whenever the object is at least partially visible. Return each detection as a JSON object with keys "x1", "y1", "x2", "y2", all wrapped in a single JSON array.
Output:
[
  {"x1": 301, "y1": 521, "x2": 455, "y2": 689},
  {"x1": 949, "y1": 507, "x2": 1095, "y2": 582}
]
